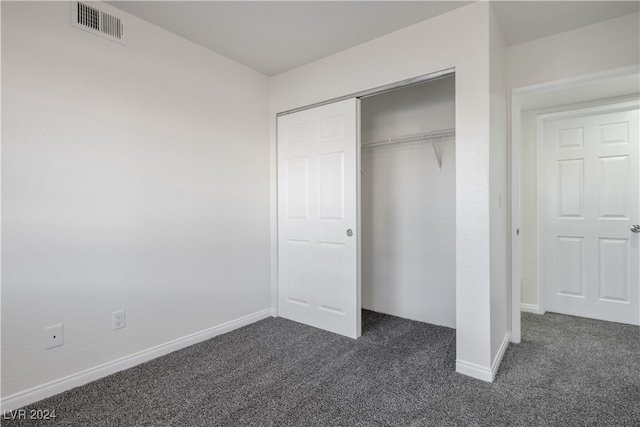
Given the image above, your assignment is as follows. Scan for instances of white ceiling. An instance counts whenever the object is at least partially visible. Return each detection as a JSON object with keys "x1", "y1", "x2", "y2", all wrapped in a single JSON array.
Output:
[{"x1": 106, "y1": 1, "x2": 640, "y2": 76}]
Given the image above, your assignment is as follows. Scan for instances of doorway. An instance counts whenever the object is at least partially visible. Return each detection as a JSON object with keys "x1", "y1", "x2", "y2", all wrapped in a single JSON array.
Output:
[
  {"x1": 276, "y1": 73, "x2": 456, "y2": 338},
  {"x1": 511, "y1": 66, "x2": 640, "y2": 342},
  {"x1": 360, "y1": 76, "x2": 456, "y2": 328},
  {"x1": 540, "y1": 102, "x2": 639, "y2": 324}
]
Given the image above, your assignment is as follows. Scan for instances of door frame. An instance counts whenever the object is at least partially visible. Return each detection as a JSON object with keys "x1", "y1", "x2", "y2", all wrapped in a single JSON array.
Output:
[
  {"x1": 510, "y1": 65, "x2": 640, "y2": 342},
  {"x1": 273, "y1": 68, "x2": 455, "y2": 321},
  {"x1": 276, "y1": 68, "x2": 455, "y2": 118}
]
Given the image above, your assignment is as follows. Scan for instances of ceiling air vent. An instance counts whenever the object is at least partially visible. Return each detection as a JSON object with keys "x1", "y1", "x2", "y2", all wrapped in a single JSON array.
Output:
[{"x1": 71, "y1": 1, "x2": 126, "y2": 45}]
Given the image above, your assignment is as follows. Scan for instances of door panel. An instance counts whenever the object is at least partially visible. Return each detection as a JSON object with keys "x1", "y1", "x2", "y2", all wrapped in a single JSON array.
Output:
[
  {"x1": 598, "y1": 238, "x2": 629, "y2": 303},
  {"x1": 318, "y1": 153, "x2": 345, "y2": 220},
  {"x1": 285, "y1": 158, "x2": 309, "y2": 219},
  {"x1": 543, "y1": 104, "x2": 639, "y2": 325},
  {"x1": 557, "y1": 159, "x2": 584, "y2": 217},
  {"x1": 555, "y1": 236, "x2": 584, "y2": 297},
  {"x1": 277, "y1": 98, "x2": 360, "y2": 338},
  {"x1": 599, "y1": 156, "x2": 629, "y2": 218},
  {"x1": 286, "y1": 240, "x2": 311, "y2": 305}
]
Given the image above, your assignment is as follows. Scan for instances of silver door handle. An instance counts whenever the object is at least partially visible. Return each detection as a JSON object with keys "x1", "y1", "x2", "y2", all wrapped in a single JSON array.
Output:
[
  {"x1": 632, "y1": 225, "x2": 640, "y2": 233},
  {"x1": 346, "y1": 229, "x2": 353, "y2": 237}
]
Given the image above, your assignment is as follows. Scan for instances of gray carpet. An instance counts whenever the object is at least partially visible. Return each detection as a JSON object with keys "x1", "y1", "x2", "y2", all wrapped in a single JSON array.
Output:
[{"x1": 3, "y1": 311, "x2": 639, "y2": 426}]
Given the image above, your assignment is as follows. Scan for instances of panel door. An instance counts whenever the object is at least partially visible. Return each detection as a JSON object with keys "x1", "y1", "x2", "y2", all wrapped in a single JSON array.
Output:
[
  {"x1": 543, "y1": 104, "x2": 639, "y2": 325},
  {"x1": 277, "y1": 98, "x2": 360, "y2": 339}
]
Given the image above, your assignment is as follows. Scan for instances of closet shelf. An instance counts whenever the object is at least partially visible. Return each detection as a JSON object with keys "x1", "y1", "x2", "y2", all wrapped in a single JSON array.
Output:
[{"x1": 361, "y1": 127, "x2": 455, "y2": 170}]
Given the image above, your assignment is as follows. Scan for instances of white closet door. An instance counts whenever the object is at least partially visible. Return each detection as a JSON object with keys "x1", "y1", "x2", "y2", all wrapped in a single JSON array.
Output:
[
  {"x1": 277, "y1": 98, "x2": 361, "y2": 339},
  {"x1": 543, "y1": 104, "x2": 639, "y2": 325}
]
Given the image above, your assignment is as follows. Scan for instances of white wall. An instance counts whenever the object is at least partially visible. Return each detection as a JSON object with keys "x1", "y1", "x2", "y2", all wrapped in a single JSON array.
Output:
[
  {"x1": 270, "y1": 1, "x2": 505, "y2": 381},
  {"x1": 1, "y1": 1, "x2": 270, "y2": 405},
  {"x1": 509, "y1": 13, "x2": 640, "y2": 313},
  {"x1": 508, "y1": 13, "x2": 640, "y2": 89},
  {"x1": 360, "y1": 77, "x2": 456, "y2": 328},
  {"x1": 489, "y1": 6, "x2": 509, "y2": 366}
]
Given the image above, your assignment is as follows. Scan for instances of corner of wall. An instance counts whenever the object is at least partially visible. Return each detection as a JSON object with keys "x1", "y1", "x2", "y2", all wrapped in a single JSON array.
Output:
[{"x1": 489, "y1": 3, "x2": 509, "y2": 365}]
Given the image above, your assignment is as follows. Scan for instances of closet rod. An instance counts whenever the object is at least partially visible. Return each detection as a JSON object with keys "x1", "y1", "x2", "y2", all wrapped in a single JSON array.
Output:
[
  {"x1": 362, "y1": 127, "x2": 455, "y2": 148},
  {"x1": 361, "y1": 127, "x2": 455, "y2": 170}
]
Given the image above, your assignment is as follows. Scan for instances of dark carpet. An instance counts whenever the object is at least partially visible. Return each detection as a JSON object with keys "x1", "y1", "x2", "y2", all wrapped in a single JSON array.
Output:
[{"x1": 3, "y1": 311, "x2": 639, "y2": 426}]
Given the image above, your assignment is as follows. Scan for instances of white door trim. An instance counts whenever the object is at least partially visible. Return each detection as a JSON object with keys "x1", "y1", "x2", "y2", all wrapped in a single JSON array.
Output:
[
  {"x1": 277, "y1": 68, "x2": 454, "y2": 117},
  {"x1": 510, "y1": 65, "x2": 640, "y2": 343},
  {"x1": 537, "y1": 100, "x2": 640, "y2": 122},
  {"x1": 536, "y1": 115, "x2": 546, "y2": 317},
  {"x1": 510, "y1": 91, "x2": 522, "y2": 343}
]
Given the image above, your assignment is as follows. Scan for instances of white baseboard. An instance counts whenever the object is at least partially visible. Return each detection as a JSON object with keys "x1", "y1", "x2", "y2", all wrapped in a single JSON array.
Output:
[
  {"x1": 490, "y1": 332, "x2": 511, "y2": 381},
  {"x1": 521, "y1": 303, "x2": 543, "y2": 314},
  {"x1": 456, "y1": 331, "x2": 511, "y2": 383},
  {"x1": 0, "y1": 308, "x2": 272, "y2": 412},
  {"x1": 456, "y1": 359, "x2": 493, "y2": 382}
]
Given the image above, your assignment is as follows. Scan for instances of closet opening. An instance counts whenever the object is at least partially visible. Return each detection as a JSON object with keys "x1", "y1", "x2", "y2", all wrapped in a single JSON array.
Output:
[{"x1": 360, "y1": 75, "x2": 456, "y2": 329}]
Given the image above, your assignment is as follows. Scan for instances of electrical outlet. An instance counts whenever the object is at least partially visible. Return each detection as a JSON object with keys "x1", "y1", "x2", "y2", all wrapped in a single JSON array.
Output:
[
  {"x1": 112, "y1": 310, "x2": 125, "y2": 330},
  {"x1": 45, "y1": 324, "x2": 64, "y2": 349}
]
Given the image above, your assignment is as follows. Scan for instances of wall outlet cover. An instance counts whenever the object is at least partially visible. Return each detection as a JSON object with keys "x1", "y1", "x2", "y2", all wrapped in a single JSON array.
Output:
[
  {"x1": 112, "y1": 310, "x2": 125, "y2": 330},
  {"x1": 45, "y1": 324, "x2": 64, "y2": 349}
]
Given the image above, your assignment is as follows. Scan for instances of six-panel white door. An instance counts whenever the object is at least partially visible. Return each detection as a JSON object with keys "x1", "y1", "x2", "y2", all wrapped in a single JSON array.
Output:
[
  {"x1": 277, "y1": 98, "x2": 361, "y2": 339},
  {"x1": 543, "y1": 102, "x2": 639, "y2": 325}
]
